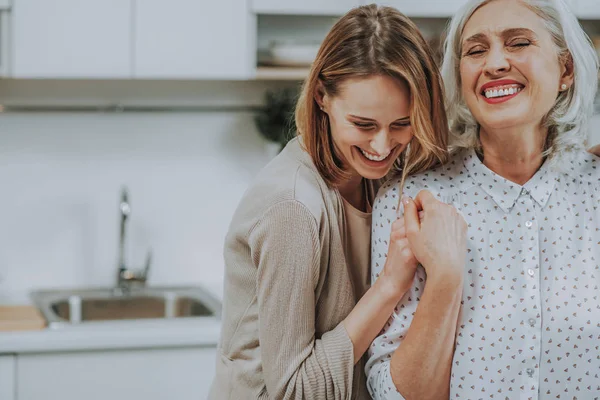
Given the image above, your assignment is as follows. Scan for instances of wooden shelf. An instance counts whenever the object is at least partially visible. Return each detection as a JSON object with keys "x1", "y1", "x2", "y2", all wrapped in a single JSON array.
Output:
[{"x1": 255, "y1": 66, "x2": 309, "y2": 80}]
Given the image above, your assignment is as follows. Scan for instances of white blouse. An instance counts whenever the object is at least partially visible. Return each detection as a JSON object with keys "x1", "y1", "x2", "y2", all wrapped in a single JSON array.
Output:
[{"x1": 366, "y1": 148, "x2": 600, "y2": 400}]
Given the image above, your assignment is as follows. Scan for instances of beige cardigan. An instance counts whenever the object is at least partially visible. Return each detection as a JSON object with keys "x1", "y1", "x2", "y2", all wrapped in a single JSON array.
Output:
[{"x1": 209, "y1": 137, "x2": 373, "y2": 400}]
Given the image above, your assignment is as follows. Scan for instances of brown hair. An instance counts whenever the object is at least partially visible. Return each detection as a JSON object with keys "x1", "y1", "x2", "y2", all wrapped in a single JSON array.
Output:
[{"x1": 295, "y1": 4, "x2": 450, "y2": 187}]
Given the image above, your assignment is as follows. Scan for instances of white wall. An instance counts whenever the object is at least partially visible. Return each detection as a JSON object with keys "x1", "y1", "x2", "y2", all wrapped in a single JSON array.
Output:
[
  {"x1": 0, "y1": 111, "x2": 273, "y2": 302},
  {"x1": 591, "y1": 114, "x2": 600, "y2": 146},
  {"x1": 0, "y1": 110, "x2": 597, "y2": 304}
]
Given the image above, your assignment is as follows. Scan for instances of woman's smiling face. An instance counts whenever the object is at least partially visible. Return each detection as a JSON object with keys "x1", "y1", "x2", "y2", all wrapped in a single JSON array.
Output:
[
  {"x1": 459, "y1": 0, "x2": 572, "y2": 133},
  {"x1": 320, "y1": 74, "x2": 414, "y2": 181}
]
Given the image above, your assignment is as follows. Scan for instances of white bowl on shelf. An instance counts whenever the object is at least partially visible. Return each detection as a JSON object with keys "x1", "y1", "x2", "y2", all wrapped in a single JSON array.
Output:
[{"x1": 262, "y1": 42, "x2": 321, "y2": 67}]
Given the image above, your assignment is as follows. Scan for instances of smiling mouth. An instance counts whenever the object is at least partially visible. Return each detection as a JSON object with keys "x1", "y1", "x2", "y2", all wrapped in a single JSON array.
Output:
[
  {"x1": 356, "y1": 146, "x2": 397, "y2": 163},
  {"x1": 481, "y1": 83, "x2": 525, "y2": 100}
]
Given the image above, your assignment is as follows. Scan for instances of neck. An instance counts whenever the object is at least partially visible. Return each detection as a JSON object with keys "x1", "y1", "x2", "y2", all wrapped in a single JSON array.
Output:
[
  {"x1": 337, "y1": 174, "x2": 365, "y2": 211},
  {"x1": 479, "y1": 124, "x2": 547, "y2": 186}
]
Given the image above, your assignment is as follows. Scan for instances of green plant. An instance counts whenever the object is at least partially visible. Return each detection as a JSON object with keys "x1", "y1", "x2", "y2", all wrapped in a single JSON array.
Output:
[{"x1": 254, "y1": 88, "x2": 298, "y2": 148}]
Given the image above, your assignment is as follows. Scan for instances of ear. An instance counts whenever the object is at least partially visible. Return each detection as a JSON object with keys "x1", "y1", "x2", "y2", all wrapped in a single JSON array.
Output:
[
  {"x1": 559, "y1": 52, "x2": 575, "y2": 90},
  {"x1": 314, "y1": 80, "x2": 329, "y2": 112}
]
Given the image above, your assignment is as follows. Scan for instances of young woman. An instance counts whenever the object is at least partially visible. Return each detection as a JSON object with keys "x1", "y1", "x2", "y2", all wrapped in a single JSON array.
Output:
[{"x1": 209, "y1": 5, "x2": 449, "y2": 399}]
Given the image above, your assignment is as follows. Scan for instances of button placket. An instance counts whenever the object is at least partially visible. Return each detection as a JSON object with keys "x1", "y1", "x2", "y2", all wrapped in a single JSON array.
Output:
[{"x1": 520, "y1": 195, "x2": 541, "y2": 399}]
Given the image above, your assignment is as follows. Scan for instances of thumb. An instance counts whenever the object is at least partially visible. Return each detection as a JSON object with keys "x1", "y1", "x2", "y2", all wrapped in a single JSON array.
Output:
[{"x1": 402, "y1": 196, "x2": 420, "y2": 239}]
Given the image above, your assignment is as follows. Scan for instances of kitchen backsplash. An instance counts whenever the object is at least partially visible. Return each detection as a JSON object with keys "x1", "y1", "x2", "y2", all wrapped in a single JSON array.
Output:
[
  {"x1": 0, "y1": 110, "x2": 598, "y2": 303},
  {"x1": 0, "y1": 111, "x2": 272, "y2": 302}
]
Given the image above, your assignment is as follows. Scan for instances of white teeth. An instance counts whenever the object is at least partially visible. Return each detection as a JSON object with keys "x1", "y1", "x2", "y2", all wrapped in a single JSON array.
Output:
[
  {"x1": 484, "y1": 86, "x2": 522, "y2": 98},
  {"x1": 361, "y1": 149, "x2": 390, "y2": 162}
]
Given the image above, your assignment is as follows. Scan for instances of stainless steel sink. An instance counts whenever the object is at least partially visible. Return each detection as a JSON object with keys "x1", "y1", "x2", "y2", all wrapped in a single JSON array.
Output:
[{"x1": 30, "y1": 286, "x2": 222, "y2": 329}]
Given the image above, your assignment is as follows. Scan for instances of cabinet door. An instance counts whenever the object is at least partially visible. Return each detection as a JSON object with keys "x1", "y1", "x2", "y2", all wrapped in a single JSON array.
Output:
[
  {"x1": 17, "y1": 347, "x2": 217, "y2": 400},
  {"x1": 134, "y1": 0, "x2": 255, "y2": 79},
  {"x1": 576, "y1": 0, "x2": 600, "y2": 18},
  {"x1": 0, "y1": 355, "x2": 16, "y2": 400},
  {"x1": 12, "y1": 0, "x2": 132, "y2": 78},
  {"x1": 0, "y1": 9, "x2": 9, "y2": 77},
  {"x1": 252, "y1": 0, "x2": 361, "y2": 15},
  {"x1": 372, "y1": 0, "x2": 466, "y2": 17}
]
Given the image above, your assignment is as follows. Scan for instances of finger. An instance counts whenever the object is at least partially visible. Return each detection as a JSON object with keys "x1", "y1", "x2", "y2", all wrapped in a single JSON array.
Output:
[
  {"x1": 588, "y1": 144, "x2": 600, "y2": 157},
  {"x1": 391, "y1": 218, "x2": 404, "y2": 233},
  {"x1": 418, "y1": 211, "x2": 425, "y2": 221},
  {"x1": 413, "y1": 190, "x2": 437, "y2": 211},
  {"x1": 403, "y1": 195, "x2": 421, "y2": 238}
]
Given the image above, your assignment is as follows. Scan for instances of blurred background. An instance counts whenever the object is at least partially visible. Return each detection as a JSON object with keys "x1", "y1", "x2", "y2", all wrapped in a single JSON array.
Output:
[{"x1": 0, "y1": 1, "x2": 598, "y2": 399}]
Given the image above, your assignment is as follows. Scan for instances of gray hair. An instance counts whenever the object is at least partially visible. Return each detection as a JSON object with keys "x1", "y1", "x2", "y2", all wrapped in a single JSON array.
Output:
[{"x1": 440, "y1": 0, "x2": 599, "y2": 166}]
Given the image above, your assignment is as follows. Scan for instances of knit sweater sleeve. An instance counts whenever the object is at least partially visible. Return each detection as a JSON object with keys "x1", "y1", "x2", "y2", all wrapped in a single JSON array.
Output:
[{"x1": 249, "y1": 199, "x2": 355, "y2": 400}]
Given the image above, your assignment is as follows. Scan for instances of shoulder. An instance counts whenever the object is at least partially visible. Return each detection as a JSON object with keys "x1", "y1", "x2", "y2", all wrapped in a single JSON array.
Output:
[
  {"x1": 230, "y1": 141, "x2": 332, "y2": 233},
  {"x1": 375, "y1": 149, "x2": 470, "y2": 207},
  {"x1": 558, "y1": 150, "x2": 600, "y2": 188}
]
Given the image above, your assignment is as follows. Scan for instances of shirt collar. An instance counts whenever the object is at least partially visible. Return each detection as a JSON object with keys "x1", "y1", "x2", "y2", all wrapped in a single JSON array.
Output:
[{"x1": 462, "y1": 148, "x2": 557, "y2": 213}]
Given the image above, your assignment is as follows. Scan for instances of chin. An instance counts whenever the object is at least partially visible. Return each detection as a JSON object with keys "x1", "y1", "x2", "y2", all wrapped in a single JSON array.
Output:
[
  {"x1": 355, "y1": 166, "x2": 393, "y2": 180},
  {"x1": 478, "y1": 111, "x2": 532, "y2": 131}
]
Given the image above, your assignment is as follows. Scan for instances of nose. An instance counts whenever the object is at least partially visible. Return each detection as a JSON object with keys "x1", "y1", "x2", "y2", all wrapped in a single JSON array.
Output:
[
  {"x1": 483, "y1": 45, "x2": 510, "y2": 76},
  {"x1": 370, "y1": 129, "x2": 393, "y2": 155}
]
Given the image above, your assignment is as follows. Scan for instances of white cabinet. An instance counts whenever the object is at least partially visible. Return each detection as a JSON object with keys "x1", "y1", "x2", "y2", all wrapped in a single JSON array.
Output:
[
  {"x1": 371, "y1": 0, "x2": 466, "y2": 17},
  {"x1": 0, "y1": 2, "x2": 9, "y2": 77},
  {"x1": 16, "y1": 347, "x2": 217, "y2": 400},
  {"x1": 11, "y1": 0, "x2": 132, "y2": 78},
  {"x1": 134, "y1": 0, "x2": 255, "y2": 79},
  {"x1": 252, "y1": 0, "x2": 361, "y2": 15},
  {"x1": 575, "y1": 0, "x2": 600, "y2": 18},
  {"x1": 0, "y1": 355, "x2": 16, "y2": 400}
]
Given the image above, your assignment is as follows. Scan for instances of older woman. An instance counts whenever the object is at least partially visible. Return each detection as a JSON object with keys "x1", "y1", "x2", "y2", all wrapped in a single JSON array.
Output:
[{"x1": 367, "y1": 0, "x2": 600, "y2": 399}]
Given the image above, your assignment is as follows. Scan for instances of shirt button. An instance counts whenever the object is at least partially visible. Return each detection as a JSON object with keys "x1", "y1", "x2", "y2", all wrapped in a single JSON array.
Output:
[
  {"x1": 525, "y1": 220, "x2": 533, "y2": 228},
  {"x1": 526, "y1": 368, "x2": 534, "y2": 377},
  {"x1": 528, "y1": 318, "x2": 536, "y2": 327},
  {"x1": 527, "y1": 268, "x2": 535, "y2": 277}
]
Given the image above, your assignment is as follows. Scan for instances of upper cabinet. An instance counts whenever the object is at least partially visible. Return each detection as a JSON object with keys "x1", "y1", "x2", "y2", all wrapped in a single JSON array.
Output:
[
  {"x1": 371, "y1": 0, "x2": 465, "y2": 17},
  {"x1": 575, "y1": 0, "x2": 600, "y2": 18},
  {"x1": 134, "y1": 0, "x2": 255, "y2": 79},
  {"x1": 11, "y1": 0, "x2": 132, "y2": 78},
  {"x1": 10, "y1": 0, "x2": 254, "y2": 79},
  {"x1": 252, "y1": 0, "x2": 361, "y2": 15},
  {"x1": 0, "y1": 1, "x2": 10, "y2": 77}
]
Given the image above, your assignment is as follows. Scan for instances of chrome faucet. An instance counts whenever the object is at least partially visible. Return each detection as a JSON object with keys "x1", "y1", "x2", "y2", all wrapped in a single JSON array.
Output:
[{"x1": 116, "y1": 187, "x2": 151, "y2": 291}]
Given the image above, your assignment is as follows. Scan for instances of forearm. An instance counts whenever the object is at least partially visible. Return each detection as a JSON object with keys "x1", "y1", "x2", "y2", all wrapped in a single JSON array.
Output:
[
  {"x1": 343, "y1": 277, "x2": 406, "y2": 364},
  {"x1": 390, "y1": 273, "x2": 462, "y2": 399}
]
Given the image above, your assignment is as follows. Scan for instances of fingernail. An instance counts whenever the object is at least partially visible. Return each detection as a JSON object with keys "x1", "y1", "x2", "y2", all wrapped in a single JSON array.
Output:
[{"x1": 402, "y1": 195, "x2": 411, "y2": 205}]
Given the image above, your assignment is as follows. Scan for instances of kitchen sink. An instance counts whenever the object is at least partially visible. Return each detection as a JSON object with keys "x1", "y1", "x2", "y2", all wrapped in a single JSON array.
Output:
[{"x1": 30, "y1": 286, "x2": 222, "y2": 329}]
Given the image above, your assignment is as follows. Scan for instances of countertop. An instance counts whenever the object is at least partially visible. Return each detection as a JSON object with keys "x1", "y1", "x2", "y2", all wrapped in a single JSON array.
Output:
[
  {"x1": 0, "y1": 282, "x2": 224, "y2": 354},
  {"x1": 0, "y1": 318, "x2": 221, "y2": 354}
]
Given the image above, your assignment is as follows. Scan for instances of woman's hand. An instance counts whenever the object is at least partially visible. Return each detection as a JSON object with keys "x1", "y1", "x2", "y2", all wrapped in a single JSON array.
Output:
[
  {"x1": 588, "y1": 144, "x2": 600, "y2": 157},
  {"x1": 380, "y1": 210, "x2": 419, "y2": 297},
  {"x1": 402, "y1": 190, "x2": 467, "y2": 285}
]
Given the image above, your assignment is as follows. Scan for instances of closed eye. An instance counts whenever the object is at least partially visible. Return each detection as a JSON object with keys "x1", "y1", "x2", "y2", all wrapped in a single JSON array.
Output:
[
  {"x1": 464, "y1": 46, "x2": 486, "y2": 57},
  {"x1": 510, "y1": 41, "x2": 530, "y2": 48},
  {"x1": 354, "y1": 122, "x2": 375, "y2": 129}
]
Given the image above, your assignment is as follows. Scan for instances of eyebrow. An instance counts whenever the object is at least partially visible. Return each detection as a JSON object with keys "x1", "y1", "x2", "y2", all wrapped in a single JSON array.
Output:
[
  {"x1": 462, "y1": 28, "x2": 537, "y2": 47},
  {"x1": 348, "y1": 114, "x2": 410, "y2": 122}
]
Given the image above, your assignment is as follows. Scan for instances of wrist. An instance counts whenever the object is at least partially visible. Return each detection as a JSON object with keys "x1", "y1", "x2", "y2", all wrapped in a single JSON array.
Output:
[
  {"x1": 424, "y1": 269, "x2": 463, "y2": 297},
  {"x1": 374, "y1": 273, "x2": 410, "y2": 304}
]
